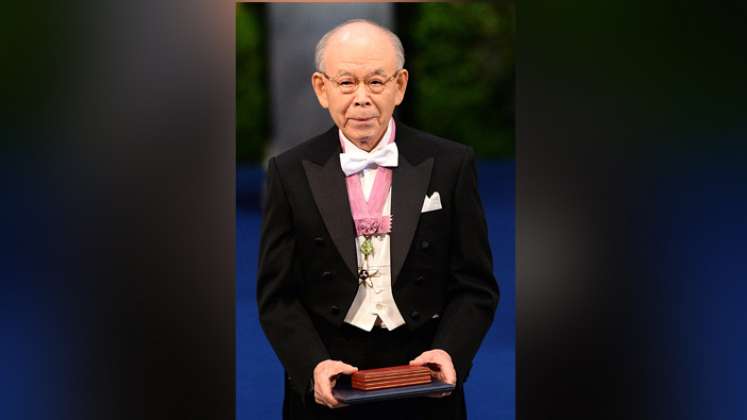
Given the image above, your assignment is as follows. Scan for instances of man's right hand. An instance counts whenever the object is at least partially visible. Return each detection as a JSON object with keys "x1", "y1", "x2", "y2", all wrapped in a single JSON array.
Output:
[{"x1": 312, "y1": 359, "x2": 358, "y2": 408}]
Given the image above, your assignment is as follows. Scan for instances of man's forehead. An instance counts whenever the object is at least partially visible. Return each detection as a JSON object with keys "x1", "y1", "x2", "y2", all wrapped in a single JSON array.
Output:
[
  {"x1": 333, "y1": 68, "x2": 388, "y2": 77},
  {"x1": 323, "y1": 44, "x2": 397, "y2": 74}
]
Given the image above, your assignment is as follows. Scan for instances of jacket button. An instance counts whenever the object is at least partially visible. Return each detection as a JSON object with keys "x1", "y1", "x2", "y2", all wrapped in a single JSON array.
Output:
[
  {"x1": 321, "y1": 271, "x2": 333, "y2": 280},
  {"x1": 415, "y1": 275, "x2": 424, "y2": 285},
  {"x1": 421, "y1": 240, "x2": 430, "y2": 250},
  {"x1": 410, "y1": 310, "x2": 420, "y2": 320},
  {"x1": 314, "y1": 236, "x2": 325, "y2": 246},
  {"x1": 330, "y1": 305, "x2": 340, "y2": 315}
]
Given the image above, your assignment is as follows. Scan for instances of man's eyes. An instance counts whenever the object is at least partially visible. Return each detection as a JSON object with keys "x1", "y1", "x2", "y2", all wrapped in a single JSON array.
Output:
[{"x1": 338, "y1": 79, "x2": 384, "y2": 84}]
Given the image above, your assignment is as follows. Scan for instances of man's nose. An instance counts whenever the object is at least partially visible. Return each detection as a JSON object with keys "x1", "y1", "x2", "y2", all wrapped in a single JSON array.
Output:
[{"x1": 352, "y1": 83, "x2": 371, "y2": 107}]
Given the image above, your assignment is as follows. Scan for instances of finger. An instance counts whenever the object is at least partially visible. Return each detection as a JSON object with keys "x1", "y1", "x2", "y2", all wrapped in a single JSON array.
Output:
[
  {"x1": 409, "y1": 352, "x2": 434, "y2": 366},
  {"x1": 316, "y1": 391, "x2": 335, "y2": 408},
  {"x1": 432, "y1": 370, "x2": 447, "y2": 383},
  {"x1": 333, "y1": 361, "x2": 358, "y2": 375},
  {"x1": 444, "y1": 369, "x2": 457, "y2": 385},
  {"x1": 442, "y1": 361, "x2": 457, "y2": 384},
  {"x1": 315, "y1": 375, "x2": 334, "y2": 405},
  {"x1": 318, "y1": 381, "x2": 341, "y2": 407},
  {"x1": 318, "y1": 366, "x2": 351, "y2": 407},
  {"x1": 323, "y1": 393, "x2": 340, "y2": 407},
  {"x1": 424, "y1": 356, "x2": 448, "y2": 371},
  {"x1": 426, "y1": 362, "x2": 443, "y2": 372},
  {"x1": 314, "y1": 387, "x2": 326, "y2": 406},
  {"x1": 323, "y1": 366, "x2": 354, "y2": 407},
  {"x1": 432, "y1": 364, "x2": 455, "y2": 384},
  {"x1": 418, "y1": 359, "x2": 444, "y2": 372}
]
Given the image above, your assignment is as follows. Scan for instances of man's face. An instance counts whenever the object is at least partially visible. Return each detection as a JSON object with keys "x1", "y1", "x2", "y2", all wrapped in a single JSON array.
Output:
[{"x1": 311, "y1": 24, "x2": 408, "y2": 150}]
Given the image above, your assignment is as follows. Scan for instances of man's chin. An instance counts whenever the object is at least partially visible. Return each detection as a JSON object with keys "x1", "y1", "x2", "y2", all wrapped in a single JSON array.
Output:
[
  {"x1": 345, "y1": 130, "x2": 378, "y2": 145},
  {"x1": 344, "y1": 122, "x2": 383, "y2": 141},
  {"x1": 356, "y1": 134, "x2": 375, "y2": 144}
]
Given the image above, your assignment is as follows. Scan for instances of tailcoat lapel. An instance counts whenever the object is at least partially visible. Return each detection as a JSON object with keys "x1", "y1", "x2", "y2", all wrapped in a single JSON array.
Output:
[
  {"x1": 390, "y1": 124, "x2": 434, "y2": 285},
  {"x1": 302, "y1": 129, "x2": 358, "y2": 279}
]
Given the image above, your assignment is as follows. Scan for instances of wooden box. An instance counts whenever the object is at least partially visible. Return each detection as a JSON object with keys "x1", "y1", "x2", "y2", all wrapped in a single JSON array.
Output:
[{"x1": 351, "y1": 365, "x2": 432, "y2": 391}]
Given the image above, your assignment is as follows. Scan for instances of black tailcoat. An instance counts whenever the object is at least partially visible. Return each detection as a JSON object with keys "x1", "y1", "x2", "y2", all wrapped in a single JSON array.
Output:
[{"x1": 257, "y1": 121, "x2": 499, "y2": 419}]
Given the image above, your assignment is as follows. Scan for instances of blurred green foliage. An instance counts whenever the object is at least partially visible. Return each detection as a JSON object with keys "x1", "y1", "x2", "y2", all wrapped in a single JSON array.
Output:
[
  {"x1": 236, "y1": 4, "x2": 268, "y2": 163},
  {"x1": 400, "y1": 3, "x2": 515, "y2": 158}
]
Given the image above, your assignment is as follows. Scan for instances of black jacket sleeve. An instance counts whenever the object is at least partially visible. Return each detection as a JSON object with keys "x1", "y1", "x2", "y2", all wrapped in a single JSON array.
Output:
[
  {"x1": 256, "y1": 157, "x2": 330, "y2": 397},
  {"x1": 431, "y1": 148, "x2": 500, "y2": 384}
]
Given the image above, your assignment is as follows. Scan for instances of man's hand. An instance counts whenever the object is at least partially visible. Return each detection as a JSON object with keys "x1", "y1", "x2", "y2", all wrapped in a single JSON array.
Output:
[
  {"x1": 313, "y1": 359, "x2": 358, "y2": 408},
  {"x1": 409, "y1": 349, "x2": 456, "y2": 397}
]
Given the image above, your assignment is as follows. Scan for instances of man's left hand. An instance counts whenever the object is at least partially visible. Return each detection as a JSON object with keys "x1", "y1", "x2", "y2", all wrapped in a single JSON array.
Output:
[{"x1": 409, "y1": 349, "x2": 456, "y2": 397}]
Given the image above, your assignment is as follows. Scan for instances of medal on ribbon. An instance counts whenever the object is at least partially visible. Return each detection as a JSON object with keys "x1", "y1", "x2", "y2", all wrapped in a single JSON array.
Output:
[{"x1": 340, "y1": 123, "x2": 396, "y2": 288}]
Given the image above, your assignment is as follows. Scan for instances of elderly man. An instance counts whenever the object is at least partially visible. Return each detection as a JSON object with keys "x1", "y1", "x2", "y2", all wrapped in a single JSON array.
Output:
[{"x1": 257, "y1": 19, "x2": 499, "y2": 420}]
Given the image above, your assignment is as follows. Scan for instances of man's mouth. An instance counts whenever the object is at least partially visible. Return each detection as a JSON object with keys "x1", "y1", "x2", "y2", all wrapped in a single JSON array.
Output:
[{"x1": 349, "y1": 116, "x2": 377, "y2": 122}]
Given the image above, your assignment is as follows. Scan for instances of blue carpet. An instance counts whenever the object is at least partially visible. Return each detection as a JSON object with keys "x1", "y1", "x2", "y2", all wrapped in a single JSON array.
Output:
[{"x1": 237, "y1": 160, "x2": 515, "y2": 419}]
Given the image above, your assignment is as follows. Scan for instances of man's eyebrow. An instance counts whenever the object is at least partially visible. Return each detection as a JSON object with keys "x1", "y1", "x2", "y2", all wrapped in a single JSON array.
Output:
[
  {"x1": 366, "y1": 69, "x2": 388, "y2": 77},
  {"x1": 333, "y1": 69, "x2": 389, "y2": 78}
]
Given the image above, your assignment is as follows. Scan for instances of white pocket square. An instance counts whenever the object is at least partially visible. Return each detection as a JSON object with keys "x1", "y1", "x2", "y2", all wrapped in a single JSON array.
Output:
[{"x1": 421, "y1": 192, "x2": 442, "y2": 213}]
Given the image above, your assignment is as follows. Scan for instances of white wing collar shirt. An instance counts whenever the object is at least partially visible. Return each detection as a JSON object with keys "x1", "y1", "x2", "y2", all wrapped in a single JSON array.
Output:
[{"x1": 339, "y1": 118, "x2": 406, "y2": 331}]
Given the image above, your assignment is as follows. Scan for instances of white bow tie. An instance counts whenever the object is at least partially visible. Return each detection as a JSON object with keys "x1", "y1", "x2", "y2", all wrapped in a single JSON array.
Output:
[{"x1": 339, "y1": 142, "x2": 399, "y2": 176}]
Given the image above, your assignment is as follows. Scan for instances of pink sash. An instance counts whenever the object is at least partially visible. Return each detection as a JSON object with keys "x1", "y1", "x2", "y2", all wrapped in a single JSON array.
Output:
[{"x1": 339, "y1": 122, "x2": 396, "y2": 237}]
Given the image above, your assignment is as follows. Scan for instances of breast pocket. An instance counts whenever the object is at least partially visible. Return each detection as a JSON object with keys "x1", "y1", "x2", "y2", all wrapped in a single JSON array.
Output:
[{"x1": 416, "y1": 208, "x2": 450, "y2": 239}]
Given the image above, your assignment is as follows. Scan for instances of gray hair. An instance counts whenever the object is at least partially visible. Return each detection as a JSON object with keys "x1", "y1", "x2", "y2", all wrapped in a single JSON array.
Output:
[{"x1": 314, "y1": 19, "x2": 405, "y2": 72}]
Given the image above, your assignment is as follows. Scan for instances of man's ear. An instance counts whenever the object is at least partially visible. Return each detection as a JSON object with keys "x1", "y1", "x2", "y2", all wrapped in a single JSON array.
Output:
[
  {"x1": 311, "y1": 73, "x2": 329, "y2": 109},
  {"x1": 394, "y1": 69, "x2": 409, "y2": 106}
]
